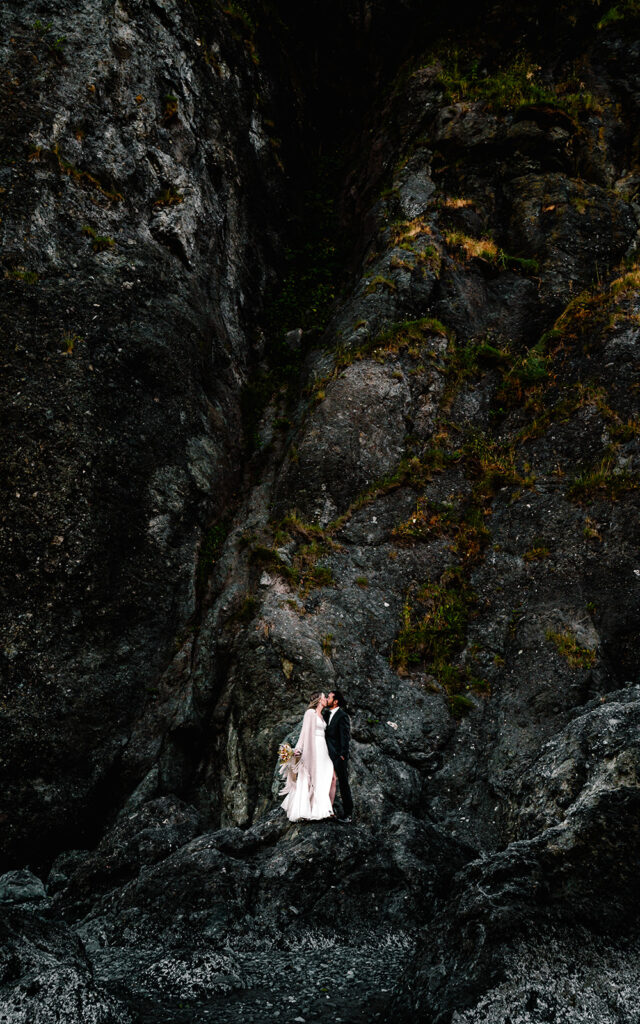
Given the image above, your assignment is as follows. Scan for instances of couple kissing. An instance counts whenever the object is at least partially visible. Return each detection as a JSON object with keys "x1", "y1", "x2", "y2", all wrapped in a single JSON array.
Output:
[{"x1": 279, "y1": 691, "x2": 353, "y2": 824}]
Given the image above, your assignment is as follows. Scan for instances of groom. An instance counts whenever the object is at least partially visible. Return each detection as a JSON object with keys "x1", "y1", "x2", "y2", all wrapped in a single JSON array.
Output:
[{"x1": 324, "y1": 690, "x2": 353, "y2": 823}]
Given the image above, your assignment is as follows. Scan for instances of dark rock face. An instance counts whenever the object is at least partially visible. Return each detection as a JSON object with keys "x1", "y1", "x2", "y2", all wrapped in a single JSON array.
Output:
[
  {"x1": 0, "y1": 0, "x2": 282, "y2": 864},
  {"x1": 397, "y1": 687, "x2": 640, "y2": 1020},
  {"x1": 3, "y1": 1, "x2": 640, "y2": 1021}
]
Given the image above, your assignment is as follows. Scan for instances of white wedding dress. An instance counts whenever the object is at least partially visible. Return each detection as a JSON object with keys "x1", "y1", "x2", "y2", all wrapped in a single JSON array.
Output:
[{"x1": 280, "y1": 710, "x2": 334, "y2": 821}]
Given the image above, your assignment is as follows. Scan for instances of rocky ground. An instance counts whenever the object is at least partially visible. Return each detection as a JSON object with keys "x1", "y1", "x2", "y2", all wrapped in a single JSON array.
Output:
[
  {"x1": 0, "y1": 803, "x2": 452, "y2": 1022},
  {"x1": 2, "y1": 0, "x2": 640, "y2": 1021}
]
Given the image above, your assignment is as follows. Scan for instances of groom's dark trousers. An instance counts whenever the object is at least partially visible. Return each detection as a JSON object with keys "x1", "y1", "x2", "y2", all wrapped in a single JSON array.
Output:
[{"x1": 324, "y1": 707, "x2": 353, "y2": 817}]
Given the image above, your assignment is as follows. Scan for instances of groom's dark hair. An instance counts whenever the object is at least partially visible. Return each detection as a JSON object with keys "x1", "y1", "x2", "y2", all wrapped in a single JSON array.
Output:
[{"x1": 333, "y1": 690, "x2": 347, "y2": 709}]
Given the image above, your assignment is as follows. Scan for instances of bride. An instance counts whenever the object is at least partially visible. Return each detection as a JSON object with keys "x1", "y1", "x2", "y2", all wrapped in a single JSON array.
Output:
[{"x1": 280, "y1": 692, "x2": 336, "y2": 821}]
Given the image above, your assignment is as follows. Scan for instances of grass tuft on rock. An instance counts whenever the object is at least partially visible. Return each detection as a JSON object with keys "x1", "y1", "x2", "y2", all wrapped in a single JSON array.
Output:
[
  {"x1": 447, "y1": 694, "x2": 476, "y2": 720},
  {"x1": 153, "y1": 186, "x2": 184, "y2": 208},
  {"x1": 568, "y1": 456, "x2": 638, "y2": 502},
  {"x1": 364, "y1": 275, "x2": 397, "y2": 295},
  {"x1": 427, "y1": 51, "x2": 601, "y2": 117},
  {"x1": 308, "y1": 317, "x2": 451, "y2": 404},
  {"x1": 250, "y1": 540, "x2": 335, "y2": 595},
  {"x1": 82, "y1": 224, "x2": 115, "y2": 252},
  {"x1": 390, "y1": 568, "x2": 484, "y2": 715},
  {"x1": 597, "y1": 0, "x2": 640, "y2": 29},
  {"x1": 546, "y1": 629, "x2": 597, "y2": 668},
  {"x1": 232, "y1": 594, "x2": 258, "y2": 623}
]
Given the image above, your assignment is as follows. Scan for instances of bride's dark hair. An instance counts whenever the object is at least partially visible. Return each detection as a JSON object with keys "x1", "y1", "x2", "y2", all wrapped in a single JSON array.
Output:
[{"x1": 307, "y1": 692, "x2": 324, "y2": 709}]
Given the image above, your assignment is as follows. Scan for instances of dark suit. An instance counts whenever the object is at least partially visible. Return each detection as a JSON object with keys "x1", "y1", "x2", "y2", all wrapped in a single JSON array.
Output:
[{"x1": 323, "y1": 707, "x2": 353, "y2": 817}]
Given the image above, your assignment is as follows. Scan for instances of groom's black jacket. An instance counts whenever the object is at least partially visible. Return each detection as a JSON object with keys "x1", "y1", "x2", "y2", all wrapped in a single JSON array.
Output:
[{"x1": 323, "y1": 707, "x2": 351, "y2": 762}]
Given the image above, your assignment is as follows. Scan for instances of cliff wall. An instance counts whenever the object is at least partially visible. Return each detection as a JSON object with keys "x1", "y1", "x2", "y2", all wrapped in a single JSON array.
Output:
[{"x1": 2, "y1": 2, "x2": 640, "y2": 1021}]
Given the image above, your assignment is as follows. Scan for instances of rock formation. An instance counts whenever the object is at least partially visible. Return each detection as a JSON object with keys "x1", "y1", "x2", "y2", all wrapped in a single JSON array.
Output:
[{"x1": 1, "y1": 0, "x2": 640, "y2": 1021}]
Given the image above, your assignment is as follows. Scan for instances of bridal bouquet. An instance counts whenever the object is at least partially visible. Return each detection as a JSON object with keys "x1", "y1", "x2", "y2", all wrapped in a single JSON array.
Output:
[
  {"x1": 278, "y1": 742, "x2": 299, "y2": 787},
  {"x1": 278, "y1": 742, "x2": 294, "y2": 765}
]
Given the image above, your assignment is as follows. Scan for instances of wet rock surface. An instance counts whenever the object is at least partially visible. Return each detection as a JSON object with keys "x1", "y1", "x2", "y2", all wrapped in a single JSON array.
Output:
[{"x1": 3, "y1": 1, "x2": 640, "y2": 1021}]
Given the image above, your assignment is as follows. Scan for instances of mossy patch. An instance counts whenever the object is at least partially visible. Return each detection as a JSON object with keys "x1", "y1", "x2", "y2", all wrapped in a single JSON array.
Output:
[
  {"x1": 326, "y1": 446, "x2": 454, "y2": 534},
  {"x1": 462, "y1": 431, "x2": 535, "y2": 500},
  {"x1": 434, "y1": 52, "x2": 556, "y2": 109},
  {"x1": 386, "y1": 218, "x2": 443, "y2": 277},
  {"x1": 385, "y1": 425, "x2": 534, "y2": 717},
  {"x1": 494, "y1": 340, "x2": 551, "y2": 409},
  {"x1": 223, "y1": 1, "x2": 256, "y2": 34},
  {"x1": 321, "y1": 633, "x2": 334, "y2": 656},
  {"x1": 162, "y1": 93, "x2": 179, "y2": 123},
  {"x1": 447, "y1": 693, "x2": 476, "y2": 720}
]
